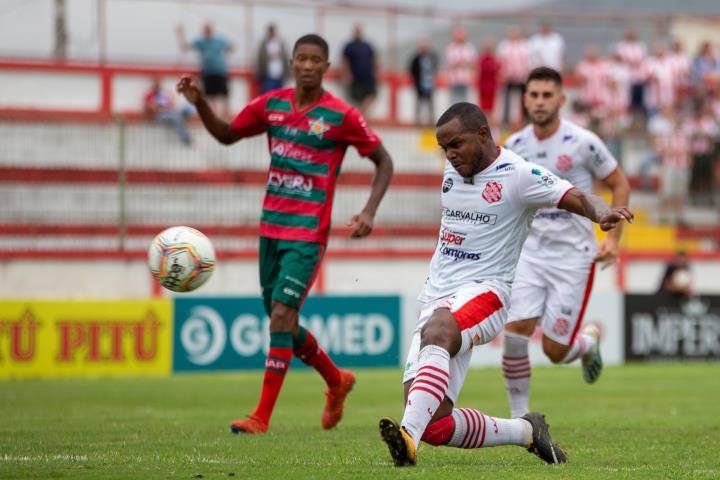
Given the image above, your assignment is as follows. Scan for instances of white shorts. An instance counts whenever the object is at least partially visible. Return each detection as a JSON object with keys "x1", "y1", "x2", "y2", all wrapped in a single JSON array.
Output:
[
  {"x1": 403, "y1": 283, "x2": 508, "y2": 403},
  {"x1": 507, "y1": 252, "x2": 596, "y2": 346}
]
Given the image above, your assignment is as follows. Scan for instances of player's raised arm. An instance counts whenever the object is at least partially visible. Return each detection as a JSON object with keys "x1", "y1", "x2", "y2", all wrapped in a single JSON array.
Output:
[
  {"x1": 558, "y1": 188, "x2": 633, "y2": 232},
  {"x1": 348, "y1": 143, "x2": 394, "y2": 238},
  {"x1": 176, "y1": 75, "x2": 241, "y2": 145}
]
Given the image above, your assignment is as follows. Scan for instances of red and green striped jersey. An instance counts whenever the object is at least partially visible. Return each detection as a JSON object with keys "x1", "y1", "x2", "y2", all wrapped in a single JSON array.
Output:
[{"x1": 229, "y1": 87, "x2": 381, "y2": 244}]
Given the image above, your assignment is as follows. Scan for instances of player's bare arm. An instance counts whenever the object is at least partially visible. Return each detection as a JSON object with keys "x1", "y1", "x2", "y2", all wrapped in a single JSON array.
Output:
[
  {"x1": 176, "y1": 76, "x2": 241, "y2": 145},
  {"x1": 558, "y1": 188, "x2": 633, "y2": 232},
  {"x1": 348, "y1": 143, "x2": 394, "y2": 238},
  {"x1": 596, "y1": 168, "x2": 631, "y2": 266}
]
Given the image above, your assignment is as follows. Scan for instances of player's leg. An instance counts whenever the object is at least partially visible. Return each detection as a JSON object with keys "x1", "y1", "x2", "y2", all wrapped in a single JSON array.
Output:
[
  {"x1": 502, "y1": 256, "x2": 547, "y2": 417},
  {"x1": 229, "y1": 298, "x2": 298, "y2": 434},
  {"x1": 503, "y1": 318, "x2": 538, "y2": 418},
  {"x1": 419, "y1": 297, "x2": 567, "y2": 464},
  {"x1": 276, "y1": 240, "x2": 355, "y2": 429},
  {"x1": 381, "y1": 286, "x2": 507, "y2": 466},
  {"x1": 540, "y1": 262, "x2": 601, "y2": 383}
]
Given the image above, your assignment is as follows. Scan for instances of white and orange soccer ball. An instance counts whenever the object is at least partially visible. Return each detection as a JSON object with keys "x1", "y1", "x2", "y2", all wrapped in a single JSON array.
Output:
[{"x1": 148, "y1": 226, "x2": 216, "y2": 292}]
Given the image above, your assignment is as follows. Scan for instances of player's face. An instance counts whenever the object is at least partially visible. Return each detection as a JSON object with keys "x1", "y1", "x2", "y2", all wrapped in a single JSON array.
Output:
[
  {"x1": 291, "y1": 44, "x2": 329, "y2": 90},
  {"x1": 436, "y1": 117, "x2": 487, "y2": 178},
  {"x1": 524, "y1": 80, "x2": 565, "y2": 126}
]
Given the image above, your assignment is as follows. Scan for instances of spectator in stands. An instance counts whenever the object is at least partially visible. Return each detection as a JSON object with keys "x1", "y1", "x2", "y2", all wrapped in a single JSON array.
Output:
[
  {"x1": 691, "y1": 41, "x2": 719, "y2": 94},
  {"x1": 497, "y1": 25, "x2": 529, "y2": 127},
  {"x1": 444, "y1": 25, "x2": 476, "y2": 104},
  {"x1": 527, "y1": 21, "x2": 565, "y2": 72},
  {"x1": 143, "y1": 78, "x2": 194, "y2": 146},
  {"x1": 655, "y1": 107, "x2": 690, "y2": 225},
  {"x1": 176, "y1": 22, "x2": 233, "y2": 118},
  {"x1": 256, "y1": 24, "x2": 289, "y2": 94},
  {"x1": 687, "y1": 102, "x2": 719, "y2": 206},
  {"x1": 615, "y1": 27, "x2": 648, "y2": 126},
  {"x1": 658, "y1": 250, "x2": 693, "y2": 298},
  {"x1": 667, "y1": 39, "x2": 692, "y2": 103},
  {"x1": 477, "y1": 39, "x2": 501, "y2": 125},
  {"x1": 603, "y1": 52, "x2": 633, "y2": 163},
  {"x1": 574, "y1": 45, "x2": 609, "y2": 128},
  {"x1": 342, "y1": 24, "x2": 378, "y2": 116},
  {"x1": 408, "y1": 38, "x2": 438, "y2": 126},
  {"x1": 645, "y1": 43, "x2": 676, "y2": 118},
  {"x1": 640, "y1": 104, "x2": 673, "y2": 191}
]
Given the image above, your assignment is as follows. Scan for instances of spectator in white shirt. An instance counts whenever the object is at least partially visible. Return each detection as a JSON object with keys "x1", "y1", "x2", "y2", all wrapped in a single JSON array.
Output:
[
  {"x1": 528, "y1": 22, "x2": 565, "y2": 72},
  {"x1": 616, "y1": 27, "x2": 649, "y2": 123},
  {"x1": 444, "y1": 26, "x2": 477, "y2": 104},
  {"x1": 667, "y1": 39, "x2": 691, "y2": 103},
  {"x1": 497, "y1": 25, "x2": 529, "y2": 127},
  {"x1": 645, "y1": 43, "x2": 677, "y2": 116}
]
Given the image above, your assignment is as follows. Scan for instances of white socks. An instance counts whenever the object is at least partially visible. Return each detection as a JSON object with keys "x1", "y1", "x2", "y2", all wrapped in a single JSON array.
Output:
[
  {"x1": 562, "y1": 331, "x2": 596, "y2": 364},
  {"x1": 401, "y1": 345, "x2": 450, "y2": 447},
  {"x1": 502, "y1": 332, "x2": 531, "y2": 418},
  {"x1": 448, "y1": 408, "x2": 532, "y2": 448}
]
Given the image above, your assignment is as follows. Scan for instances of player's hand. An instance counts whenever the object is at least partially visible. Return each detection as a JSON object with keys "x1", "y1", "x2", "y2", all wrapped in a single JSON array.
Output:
[
  {"x1": 347, "y1": 211, "x2": 374, "y2": 238},
  {"x1": 598, "y1": 207, "x2": 633, "y2": 232},
  {"x1": 595, "y1": 237, "x2": 619, "y2": 270},
  {"x1": 176, "y1": 76, "x2": 202, "y2": 105}
]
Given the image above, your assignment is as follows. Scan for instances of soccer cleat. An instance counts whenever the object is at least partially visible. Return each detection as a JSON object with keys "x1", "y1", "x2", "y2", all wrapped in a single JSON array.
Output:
[
  {"x1": 581, "y1": 324, "x2": 603, "y2": 384},
  {"x1": 229, "y1": 415, "x2": 268, "y2": 434},
  {"x1": 379, "y1": 417, "x2": 417, "y2": 467},
  {"x1": 521, "y1": 412, "x2": 567, "y2": 464},
  {"x1": 321, "y1": 369, "x2": 356, "y2": 430}
]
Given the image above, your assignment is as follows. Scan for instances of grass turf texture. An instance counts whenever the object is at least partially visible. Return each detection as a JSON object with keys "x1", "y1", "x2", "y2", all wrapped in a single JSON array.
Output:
[{"x1": 1, "y1": 363, "x2": 719, "y2": 479}]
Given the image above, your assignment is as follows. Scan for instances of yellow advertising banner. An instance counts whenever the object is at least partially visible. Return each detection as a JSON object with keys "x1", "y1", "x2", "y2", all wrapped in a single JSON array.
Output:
[{"x1": 0, "y1": 300, "x2": 172, "y2": 379}]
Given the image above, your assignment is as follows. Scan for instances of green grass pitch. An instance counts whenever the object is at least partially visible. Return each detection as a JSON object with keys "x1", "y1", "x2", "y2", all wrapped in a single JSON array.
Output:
[{"x1": 1, "y1": 363, "x2": 719, "y2": 479}]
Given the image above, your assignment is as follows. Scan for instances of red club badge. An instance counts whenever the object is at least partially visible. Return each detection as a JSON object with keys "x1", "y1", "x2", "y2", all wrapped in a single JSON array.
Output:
[{"x1": 482, "y1": 181, "x2": 503, "y2": 203}]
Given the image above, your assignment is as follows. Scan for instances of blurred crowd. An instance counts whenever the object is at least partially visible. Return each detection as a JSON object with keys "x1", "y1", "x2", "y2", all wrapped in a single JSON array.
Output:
[{"x1": 148, "y1": 20, "x2": 720, "y2": 220}]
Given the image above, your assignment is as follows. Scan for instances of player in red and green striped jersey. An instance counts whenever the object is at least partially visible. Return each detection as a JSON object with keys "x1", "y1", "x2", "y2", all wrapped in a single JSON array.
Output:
[{"x1": 177, "y1": 33, "x2": 394, "y2": 434}]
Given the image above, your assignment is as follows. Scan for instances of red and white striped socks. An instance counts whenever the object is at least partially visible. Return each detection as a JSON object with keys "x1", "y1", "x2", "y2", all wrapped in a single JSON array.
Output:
[
  {"x1": 562, "y1": 331, "x2": 596, "y2": 363},
  {"x1": 401, "y1": 345, "x2": 450, "y2": 447},
  {"x1": 502, "y1": 332, "x2": 531, "y2": 418},
  {"x1": 448, "y1": 408, "x2": 532, "y2": 448}
]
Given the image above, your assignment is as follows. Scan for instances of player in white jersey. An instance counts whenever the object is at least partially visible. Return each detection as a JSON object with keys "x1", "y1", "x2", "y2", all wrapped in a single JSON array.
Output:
[
  {"x1": 378, "y1": 102, "x2": 632, "y2": 467},
  {"x1": 501, "y1": 67, "x2": 631, "y2": 419}
]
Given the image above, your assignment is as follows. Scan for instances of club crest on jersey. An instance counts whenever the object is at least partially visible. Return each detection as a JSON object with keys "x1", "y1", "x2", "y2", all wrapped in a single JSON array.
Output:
[
  {"x1": 556, "y1": 154, "x2": 573, "y2": 172},
  {"x1": 443, "y1": 177, "x2": 453, "y2": 193},
  {"x1": 482, "y1": 181, "x2": 503, "y2": 203},
  {"x1": 552, "y1": 318, "x2": 570, "y2": 337},
  {"x1": 308, "y1": 117, "x2": 330, "y2": 138}
]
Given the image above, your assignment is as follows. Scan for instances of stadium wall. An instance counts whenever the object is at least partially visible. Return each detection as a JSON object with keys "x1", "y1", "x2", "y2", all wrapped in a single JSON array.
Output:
[{"x1": 3, "y1": 257, "x2": 719, "y2": 378}]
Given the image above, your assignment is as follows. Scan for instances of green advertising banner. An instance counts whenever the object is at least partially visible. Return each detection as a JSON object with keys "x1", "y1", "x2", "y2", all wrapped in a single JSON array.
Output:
[{"x1": 173, "y1": 296, "x2": 400, "y2": 372}]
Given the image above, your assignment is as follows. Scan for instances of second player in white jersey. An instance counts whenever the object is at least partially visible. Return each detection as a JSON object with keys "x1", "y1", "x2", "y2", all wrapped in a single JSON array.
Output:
[
  {"x1": 505, "y1": 119, "x2": 618, "y2": 256},
  {"x1": 501, "y1": 67, "x2": 631, "y2": 420}
]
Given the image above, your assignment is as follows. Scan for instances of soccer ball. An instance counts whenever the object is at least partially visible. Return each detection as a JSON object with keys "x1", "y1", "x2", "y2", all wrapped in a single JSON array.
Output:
[{"x1": 148, "y1": 226, "x2": 216, "y2": 292}]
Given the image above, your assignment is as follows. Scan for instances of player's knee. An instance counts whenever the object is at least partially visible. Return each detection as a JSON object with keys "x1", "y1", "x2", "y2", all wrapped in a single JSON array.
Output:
[
  {"x1": 420, "y1": 319, "x2": 453, "y2": 351},
  {"x1": 505, "y1": 321, "x2": 534, "y2": 337},
  {"x1": 543, "y1": 343, "x2": 568, "y2": 364},
  {"x1": 269, "y1": 303, "x2": 297, "y2": 332}
]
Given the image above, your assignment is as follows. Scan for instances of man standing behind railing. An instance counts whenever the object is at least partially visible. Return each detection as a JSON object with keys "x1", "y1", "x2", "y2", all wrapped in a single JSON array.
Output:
[
  {"x1": 176, "y1": 22, "x2": 233, "y2": 119},
  {"x1": 444, "y1": 26, "x2": 476, "y2": 105},
  {"x1": 176, "y1": 33, "x2": 394, "y2": 435}
]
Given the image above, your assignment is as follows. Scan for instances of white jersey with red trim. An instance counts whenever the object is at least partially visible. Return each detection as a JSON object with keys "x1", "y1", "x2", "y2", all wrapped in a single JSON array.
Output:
[
  {"x1": 419, "y1": 148, "x2": 574, "y2": 304},
  {"x1": 504, "y1": 120, "x2": 618, "y2": 256}
]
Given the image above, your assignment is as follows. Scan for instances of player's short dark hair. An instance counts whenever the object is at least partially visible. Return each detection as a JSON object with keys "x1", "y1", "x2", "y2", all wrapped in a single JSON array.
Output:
[
  {"x1": 436, "y1": 102, "x2": 489, "y2": 133},
  {"x1": 527, "y1": 66, "x2": 563, "y2": 87},
  {"x1": 293, "y1": 34, "x2": 329, "y2": 60}
]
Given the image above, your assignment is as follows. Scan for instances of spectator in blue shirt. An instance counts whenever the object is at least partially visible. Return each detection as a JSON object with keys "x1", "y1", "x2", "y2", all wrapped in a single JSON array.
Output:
[
  {"x1": 176, "y1": 22, "x2": 233, "y2": 118},
  {"x1": 341, "y1": 24, "x2": 377, "y2": 116}
]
